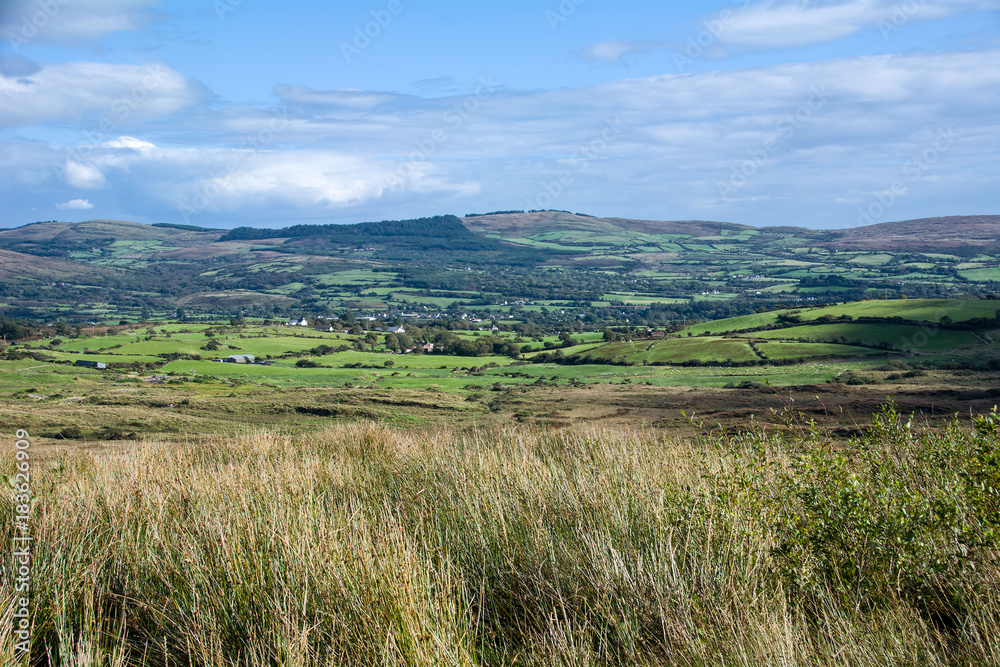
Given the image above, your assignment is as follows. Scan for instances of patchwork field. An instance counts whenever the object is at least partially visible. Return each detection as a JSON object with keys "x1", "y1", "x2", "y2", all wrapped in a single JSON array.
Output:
[{"x1": 4, "y1": 298, "x2": 1000, "y2": 445}]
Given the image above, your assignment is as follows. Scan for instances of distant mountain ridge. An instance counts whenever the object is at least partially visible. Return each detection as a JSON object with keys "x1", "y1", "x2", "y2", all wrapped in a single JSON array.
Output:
[
  {"x1": 2, "y1": 212, "x2": 997, "y2": 252},
  {"x1": 461, "y1": 211, "x2": 1000, "y2": 252},
  {"x1": 0, "y1": 211, "x2": 996, "y2": 322}
]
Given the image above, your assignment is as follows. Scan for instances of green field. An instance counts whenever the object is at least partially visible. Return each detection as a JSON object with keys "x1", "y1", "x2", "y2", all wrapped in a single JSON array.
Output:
[
  {"x1": 756, "y1": 341, "x2": 883, "y2": 360},
  {"x1": 4, "y1": 297, "x2": 1000, "y2": 447},
  {"x1": 751, "y1": 322, "x2": 981, "y2": 352},
  {"x1": 960, "y1": 267, "x2": 1000, "y2": 281},
  {"x1": 684, "y1": 299, "x2": 1000, "y2": 335},
  {"x1": 581, "y1": 337, "x2": 758, "y2": 364}
]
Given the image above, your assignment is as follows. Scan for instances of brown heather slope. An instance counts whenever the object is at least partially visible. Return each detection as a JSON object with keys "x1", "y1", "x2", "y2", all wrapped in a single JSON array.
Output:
[
  {"x1": 0, "y1": 248, "x2": 113, "y2": 281},
  {"x1": 826, "y1": 215, "x2": 1000, "y2": 251},
  {"x1": 463, "y1": 211, "x2": 1000, "y2": 251},
  {"x1": 461, "y1": 210, "x2": 751, "y2": 238},
  {"x1": 0, "y1": 219, "x2": 220, "y2": 250}
]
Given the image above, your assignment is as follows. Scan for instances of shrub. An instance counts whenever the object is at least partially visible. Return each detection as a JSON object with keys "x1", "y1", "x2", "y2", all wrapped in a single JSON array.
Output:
[
  {"x1": 727, "y1": 405, "x2": 1000, "y2": 619},
  {"x1": 55, "y1": 425, "x2": 83, "y2": 439}
]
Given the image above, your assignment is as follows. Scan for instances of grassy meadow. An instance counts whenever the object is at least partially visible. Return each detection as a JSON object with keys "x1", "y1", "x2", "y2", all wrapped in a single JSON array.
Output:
[
  {"x1": 5, "y1": 297, "x2": 1000, "y2": 443},
  {"x1": 2, "y1": 408, "x2": 999, "y2": 665}
]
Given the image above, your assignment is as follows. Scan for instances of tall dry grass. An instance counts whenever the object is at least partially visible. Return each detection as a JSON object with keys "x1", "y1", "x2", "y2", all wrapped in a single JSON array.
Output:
[{"x1": 1, "y1": 407, "x2": 998, "y2": 666}]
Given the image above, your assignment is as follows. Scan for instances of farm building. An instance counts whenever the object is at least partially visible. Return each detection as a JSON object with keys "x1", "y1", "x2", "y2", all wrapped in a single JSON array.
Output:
[
  {"x1": 75, "y1": 360, "x2": 107, "y2": 369},
  {"x1": 226, "y1": 354, "x2": 256, "y2": 364},
  {"x1": 287, "y1": 318, "x2": 309, "y2": 326}
]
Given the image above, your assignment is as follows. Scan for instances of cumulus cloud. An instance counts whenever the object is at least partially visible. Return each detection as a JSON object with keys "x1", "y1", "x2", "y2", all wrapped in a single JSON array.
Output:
[
  {"x1": 3, "y1": 48, "x2": 998, "y2": 227},
  {"x1": 62, "y1": 160, "x2": 105, "y2": 188},
  {"x1": 0, "y1": 61, "x2": 207, "y2": 129},
  {"x1": 56, "y1": 198, "x2": 94, "y2": 210}
]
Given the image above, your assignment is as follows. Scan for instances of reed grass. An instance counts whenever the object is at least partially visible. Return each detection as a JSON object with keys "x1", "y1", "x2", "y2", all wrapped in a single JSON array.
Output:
[{"x1": 2, "y1": 406, "x2": 998, "y2": 665}]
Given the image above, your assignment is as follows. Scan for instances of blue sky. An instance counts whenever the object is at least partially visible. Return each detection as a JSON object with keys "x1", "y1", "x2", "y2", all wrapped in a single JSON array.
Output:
[{"x1": 1, "y1": 0, "x2": 997, "y2": 229}]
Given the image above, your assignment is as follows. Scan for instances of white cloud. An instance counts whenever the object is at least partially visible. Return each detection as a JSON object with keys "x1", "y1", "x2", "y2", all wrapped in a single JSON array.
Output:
[
  {"x1": 576, "y1": 41, "x2": 668, "y2": 64},
  {"x1": 0, "y1": 61, "x2": 206, "y2": 129},
  {"x1": 716, "y1": 0, "x2": 1000, "y2": 50},
  {"x1": 62, "y1": 160, "x2": 105, "y2": 188},
  {"x1": 274, "y1": 85, "x2": 412, "y2": 109},
  {"x1": 3, "y1": 49, "x2": 997, "y2": 227},
  {"x1": 56, "y1": 198, "x2": 94, "y2": 210},
  {"x1": 0, "y1": 0, "x2": 156, "y2": 47},
  {"x1": 579, "y1": 0, "x2": 1000, "y2": 62},
  {"x1": 102, "y1": 136, "x2": 156, "y2": 150}
]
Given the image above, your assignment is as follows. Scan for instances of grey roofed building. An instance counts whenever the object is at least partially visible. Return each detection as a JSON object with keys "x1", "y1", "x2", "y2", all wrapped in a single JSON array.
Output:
[{"x1": 226, "y1": 354, "x2": 256, "y2": 364}]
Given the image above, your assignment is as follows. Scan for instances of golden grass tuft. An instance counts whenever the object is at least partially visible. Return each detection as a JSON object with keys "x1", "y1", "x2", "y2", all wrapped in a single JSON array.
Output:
[{"x1": 2, "y1": 411, "x2": 998, "y2": 665}]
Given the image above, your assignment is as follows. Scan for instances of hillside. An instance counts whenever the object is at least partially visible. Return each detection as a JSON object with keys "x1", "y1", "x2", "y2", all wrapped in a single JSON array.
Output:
[
  {"x1": 0, "y1": 212, "x2": 998, "y2": 323},
  {"x1": 0, "y1": 219, "x2": 220, "y2": 254},
  {"x1": 462, "y1": 210, "x2": 750, "y2": 239},
  {"x1": 826, "y1": 215, "x2": 1000, "y2": 251},
  {"x1": 570, "y1": 298, "x2": 1000, "y2": 367},
  {"x1": 467, "y1": 211, "x2": 1000, "y2": 254},
  {"x1": 0, "y1": 248, "x2": 115, "y2": 282}
]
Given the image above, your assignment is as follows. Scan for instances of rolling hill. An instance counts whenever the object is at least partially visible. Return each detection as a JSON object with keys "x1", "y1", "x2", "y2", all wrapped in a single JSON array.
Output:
[
  {"x1": 0, "y1": 212, "x2": 997, "y2": 323},
  {"x1": 825, "y1": 215, "x2": 1000, "y2": 251}
]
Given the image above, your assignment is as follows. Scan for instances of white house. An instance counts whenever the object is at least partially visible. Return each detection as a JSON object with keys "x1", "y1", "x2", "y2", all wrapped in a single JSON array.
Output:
[
  {"x1": 287, "y1": 318, "x2": 309, "y2": 326},
  {"x1": 387, "y1": 325, "x2": 406, "y2": 334}
]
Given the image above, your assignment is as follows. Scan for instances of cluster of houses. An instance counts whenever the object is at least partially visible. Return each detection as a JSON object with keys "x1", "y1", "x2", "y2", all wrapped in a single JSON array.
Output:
[{"x1": 286, "y1": 317, "x2": 410, "y2": 335}]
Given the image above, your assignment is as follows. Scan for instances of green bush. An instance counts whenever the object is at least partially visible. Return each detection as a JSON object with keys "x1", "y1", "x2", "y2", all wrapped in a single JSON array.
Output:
[{"x1": 725, "y1": 404, "x2": 1000, "y2": 618}]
